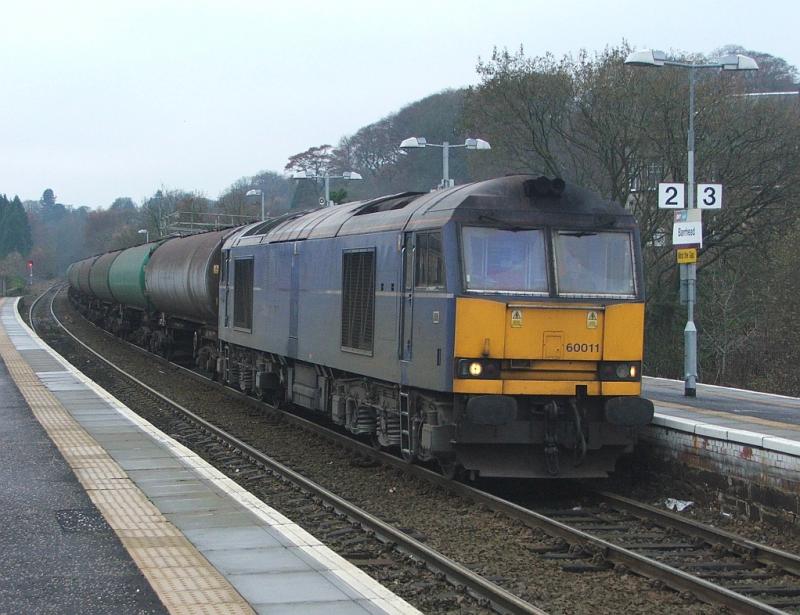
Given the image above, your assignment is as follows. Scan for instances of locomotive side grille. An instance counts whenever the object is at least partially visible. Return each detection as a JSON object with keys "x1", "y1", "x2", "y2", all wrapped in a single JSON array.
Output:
[
  {"x1": 341, "y1": 250, "x2": 375, "y2": 353},
  {"x1": 233, "y1": 257, "x2": 254, "y2": 330}
]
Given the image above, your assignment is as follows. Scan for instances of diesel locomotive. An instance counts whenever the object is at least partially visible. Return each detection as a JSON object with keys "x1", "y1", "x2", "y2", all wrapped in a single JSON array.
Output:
[{"x1": 67, "y1": 175, "x2": 654, "y2": 479}]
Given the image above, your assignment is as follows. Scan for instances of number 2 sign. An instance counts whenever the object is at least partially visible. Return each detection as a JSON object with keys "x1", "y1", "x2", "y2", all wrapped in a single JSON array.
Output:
[
  {"x1": 697, "y1": 184, "x2": 722, "y2": 209},
  {"x1": 658, "y1": 183, "x2": 685, "y2": 209}
]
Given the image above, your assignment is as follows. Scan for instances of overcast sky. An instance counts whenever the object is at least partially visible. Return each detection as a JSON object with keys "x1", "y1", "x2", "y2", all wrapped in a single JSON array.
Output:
[{"x1": 1, "y1": 0, "x2": 797, "y2": 209}]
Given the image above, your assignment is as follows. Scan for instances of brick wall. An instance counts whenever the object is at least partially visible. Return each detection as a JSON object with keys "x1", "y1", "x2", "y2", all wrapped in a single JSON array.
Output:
[{"x1": 638, "y1": 424, "x2": 800, "y2": 525}]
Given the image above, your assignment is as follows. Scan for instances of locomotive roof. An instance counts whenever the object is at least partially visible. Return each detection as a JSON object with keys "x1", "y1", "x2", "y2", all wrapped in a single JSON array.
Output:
[{"x1": 224, "y1": 175, "x2": 633, "y2": 248}]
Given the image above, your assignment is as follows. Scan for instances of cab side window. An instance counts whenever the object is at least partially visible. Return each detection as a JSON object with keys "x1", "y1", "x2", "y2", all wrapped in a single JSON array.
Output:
[{"x1": 414, "y1": 232, "x2": 445, "y2": 290}]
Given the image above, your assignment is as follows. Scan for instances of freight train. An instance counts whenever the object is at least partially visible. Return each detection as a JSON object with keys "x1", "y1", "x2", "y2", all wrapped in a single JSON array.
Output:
[{"x1": 67, "y1": 175, "x2": 654, "y2": 479}]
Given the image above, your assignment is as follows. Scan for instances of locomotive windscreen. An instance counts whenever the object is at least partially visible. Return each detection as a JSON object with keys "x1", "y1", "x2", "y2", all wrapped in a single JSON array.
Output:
[
  {"x1": 462, "y1": 226, "x2": 636, "y2": 298},
  {"x1": 462, "y1": 227, "x2": 548, "y2": 294},
  {"x1": 554, "y1": 230, "x2": 635, "y2": 297}
]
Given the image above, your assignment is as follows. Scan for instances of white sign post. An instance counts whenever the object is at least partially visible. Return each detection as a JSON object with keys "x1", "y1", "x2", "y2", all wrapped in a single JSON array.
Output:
[
  {"x1": 658, "y1": 182, "x2": 685, "y2": 209},
  {"x1": 697, "y1": 183, "x2": 722, "y2": 209},
  {"x1": 672, "y1": 209, "x2": 703, "y2": 248}
]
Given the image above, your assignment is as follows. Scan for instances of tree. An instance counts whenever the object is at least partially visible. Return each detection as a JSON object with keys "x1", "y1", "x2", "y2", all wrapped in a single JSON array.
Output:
[
  {"x1": 285, "y1": 145, "x2": 338, "y2": 210},
  {"x1": 465, "y1": 48, "x2": 575, "y2": 179},
  {"x1": 110, "y1": 197, "x2": 137, "y2": 211},
  {"x1": 0, "y1": 251, "x2": 26, "y2": 295},
  {"x1": 331, "y1": 88, "x2": 476, "y2": 197},
  {"x1": 40, "y1": 188, "x2": 56, "y2": 207},
  {"x1": 714, "y1": 45, "x2": 799, "y2": 92},
  {"x1": 217, "y1": 171, "x2": 293, "y2": 218},
  {"x1": 329, "y1": 189, "x2": 347, "y2": 205},
  {"x1": 0, "y1": 194, "x2": 33, "y2": 258},
  {"x1": 289, "y1": 176, "x2": 322, "y2": 210},
  {"x1": 462, "y1": 43, "x2": 800, "y2": 387},
  {"x1": 284, "y1": 145, "x2": 335, "y2": 176}
]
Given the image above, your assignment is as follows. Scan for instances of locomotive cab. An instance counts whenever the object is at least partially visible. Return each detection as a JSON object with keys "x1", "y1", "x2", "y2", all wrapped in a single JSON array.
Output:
[{"x1": 426, "y1": 178, "x2": 654, "y2": 477}]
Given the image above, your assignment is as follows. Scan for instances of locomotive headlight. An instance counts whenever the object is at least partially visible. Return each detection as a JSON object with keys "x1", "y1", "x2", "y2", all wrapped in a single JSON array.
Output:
[
  {"x1": 457, "y1": 358, "x2": 501, "y2": 379},
  {"x1": 599, "y1": 361, "x2": 641, "y2": 381}
]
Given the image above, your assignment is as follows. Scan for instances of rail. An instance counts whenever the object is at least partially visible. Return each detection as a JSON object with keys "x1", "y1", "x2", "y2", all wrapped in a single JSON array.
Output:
[
  {"x1": 45, "y1": 285, "x2": 799, "y2": 615},
  {"x1": 40, "y1": 286, "x2": 546, "y2": 615}
]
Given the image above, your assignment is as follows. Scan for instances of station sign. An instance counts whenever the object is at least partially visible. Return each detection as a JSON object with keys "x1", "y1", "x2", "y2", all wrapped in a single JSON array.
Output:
[
  {"x1": 697, "y1": 183, "x2": 722, "y2": 209},
  {"x1": 658, "y1": 182, "x2": 723, "y2": 210},
  {"x1": 673, "y1": 209, "x2": 702, "y2": 248},
  {"x1": 658, "y1": 183, "x2": 684, "y2": 209},
  {"x1": 676, "y1": 248, "x2": 697, "y2": 264}
]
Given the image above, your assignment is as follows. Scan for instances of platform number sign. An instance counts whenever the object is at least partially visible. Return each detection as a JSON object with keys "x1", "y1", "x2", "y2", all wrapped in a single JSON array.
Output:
[
  {"x1": 697, "y1": 184, "x2": 722, "y2": 209},
  {"x1": 658, "y1": 183, "x2": 685, "y2": 209}
]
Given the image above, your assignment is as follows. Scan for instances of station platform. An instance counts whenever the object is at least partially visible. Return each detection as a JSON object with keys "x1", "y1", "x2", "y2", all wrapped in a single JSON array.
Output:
[
  {"x1": 0, "y1": 297, "x2": 418, "y2": 615},
  {"x1": 644, "y1": 376, "x2": 800, "y2": 454},
  {"x1": 639, "y1": 377, "x2": 800, "y2": 520}
]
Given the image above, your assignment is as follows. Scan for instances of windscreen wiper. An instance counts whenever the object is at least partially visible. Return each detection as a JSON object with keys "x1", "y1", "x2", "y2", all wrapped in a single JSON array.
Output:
[
  {"x1": 478, "y1": 214, "x2": 527, "y2": 232},
  {"x1": 559, "y1": 231, "x2": 598, "y2": 238}
]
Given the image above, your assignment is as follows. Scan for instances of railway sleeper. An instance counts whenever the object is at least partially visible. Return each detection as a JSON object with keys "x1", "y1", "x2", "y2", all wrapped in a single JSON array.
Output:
[
  {"x1": 734, "y1": 586, "x2": 800, "y2": 596},
  {"x1": 683, "y1": 561, "x2": 763, "y2": 571},
  {"x1": 620, "y1": 542, "x2": 698, "y2": 551},
  {"x1": 697, "y1": 571, "x2": 775, "y2": 580}
]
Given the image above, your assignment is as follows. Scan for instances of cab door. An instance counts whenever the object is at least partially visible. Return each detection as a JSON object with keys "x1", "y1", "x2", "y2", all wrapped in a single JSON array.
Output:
[{"x1": 399, "y1": 232, "x2": 414, "y2": 361}]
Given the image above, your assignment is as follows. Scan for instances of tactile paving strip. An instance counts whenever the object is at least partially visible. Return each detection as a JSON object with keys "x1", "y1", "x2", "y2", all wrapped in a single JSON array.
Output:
[{"x1": 0, "y1": 299, "x2": 255, "y2": 615}]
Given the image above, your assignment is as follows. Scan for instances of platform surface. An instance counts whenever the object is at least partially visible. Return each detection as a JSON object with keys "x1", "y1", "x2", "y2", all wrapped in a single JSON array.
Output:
[
  {"x1": 0, "y1": 347, "x2": 167, "y2": 614},
  {"x1": 0, "y1": 297, "x2": 418, "y2": 615},
  {"x1": 644, "y1": 376, "x2": 800, "y2": 453}
]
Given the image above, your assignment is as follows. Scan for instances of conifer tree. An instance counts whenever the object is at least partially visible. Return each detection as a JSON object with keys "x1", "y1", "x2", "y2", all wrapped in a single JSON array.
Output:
[
  {"x1": 10, "y1": 196, "x2": 32, "y2": 255},
  {"x1": 0, "y1": 195, "x2": 10, "y2": 258},
  {"x1": 0, "y1": 194, "x2": 33, "y2": 257}
]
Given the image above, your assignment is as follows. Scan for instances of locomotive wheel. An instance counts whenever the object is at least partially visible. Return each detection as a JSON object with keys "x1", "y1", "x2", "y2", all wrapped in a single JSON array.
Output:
[
  {"x1": 438, "y1": 459, "x2": 463, "y2": 481},
  {"x1": 401, "y1": 448, "x2": 416, "y2": 464}
]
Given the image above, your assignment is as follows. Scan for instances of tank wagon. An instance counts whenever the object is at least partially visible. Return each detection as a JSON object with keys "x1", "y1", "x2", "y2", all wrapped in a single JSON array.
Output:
[
  {"x1": 68, "y1": 230, "x2": 233, "y2": 357},
  {"x1": 69, "y1": 175, "x2": 654, "y2": 479},
  {"x1": 104, "y1": 239, "x2": 165, "y2": 341}
]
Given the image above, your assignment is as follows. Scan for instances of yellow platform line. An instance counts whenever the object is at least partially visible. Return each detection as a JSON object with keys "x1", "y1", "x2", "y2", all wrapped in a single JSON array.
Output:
[{"x1": 0, "y1": 299, "x2": 254, "y2": 615}]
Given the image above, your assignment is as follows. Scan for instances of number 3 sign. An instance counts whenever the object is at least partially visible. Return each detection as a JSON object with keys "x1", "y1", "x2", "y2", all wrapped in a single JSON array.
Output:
[{"x1": 697, "y1": 184, "x2": 722, "y2": 209}]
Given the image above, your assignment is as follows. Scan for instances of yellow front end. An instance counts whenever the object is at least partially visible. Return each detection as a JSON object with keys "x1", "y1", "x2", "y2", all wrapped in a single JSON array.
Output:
[{"x1": 453, "y1": 297, "x2": 645, "y2": 395}]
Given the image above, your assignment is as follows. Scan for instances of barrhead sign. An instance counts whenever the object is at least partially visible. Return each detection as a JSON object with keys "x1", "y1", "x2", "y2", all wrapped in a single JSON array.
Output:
[{"x1": 672, "y1": 209, "x2": 703, "y2": 248}]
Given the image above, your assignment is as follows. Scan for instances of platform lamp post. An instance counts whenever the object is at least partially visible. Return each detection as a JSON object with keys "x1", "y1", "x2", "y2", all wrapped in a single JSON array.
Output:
[
  {"x1": 292, "y1": 170, "x2": 363, "y2": 207},
  {"x1": 624, "y1": 50, "x2": 758, "y2": 397},
  {"x1": 137, "y1": 229, "x2": 149, "y2": 244},
  {"x1": 399, "y1": 137, "x2": 491, "y2": 189},
  {"x1": 245, "y1": 188, "x2": 266, "y2": 221}
]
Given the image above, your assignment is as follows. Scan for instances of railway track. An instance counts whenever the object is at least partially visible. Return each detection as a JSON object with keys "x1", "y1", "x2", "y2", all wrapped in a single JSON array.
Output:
[
  {"x1": 32, "y1": 286, "x2": 542, "y2": 615},
  {"x1": 34, "y1": 286, "x2": 800, "y2": 614},
  {"x1": 509, "y1": 491, "x2": 800, "y2": 613}
]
